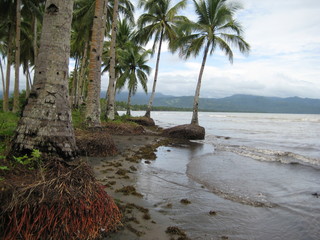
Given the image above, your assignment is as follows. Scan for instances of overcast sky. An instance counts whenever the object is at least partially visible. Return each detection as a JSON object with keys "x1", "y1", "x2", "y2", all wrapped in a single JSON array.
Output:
[
  {"x1": 2, "y1": 0, "x2": 319, "y2": 99},
  {"x1": 108, "y1": 0, "x2": 319, "y2": 99}
]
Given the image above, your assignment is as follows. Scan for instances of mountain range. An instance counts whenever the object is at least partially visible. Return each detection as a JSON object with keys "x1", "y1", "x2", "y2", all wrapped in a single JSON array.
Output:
[
  {"x1": 113, "y1": 92, "x2": 320, "y2": 114},
  {"x1": 1, "y1": 91, "x2": 319, "y2": 114}
]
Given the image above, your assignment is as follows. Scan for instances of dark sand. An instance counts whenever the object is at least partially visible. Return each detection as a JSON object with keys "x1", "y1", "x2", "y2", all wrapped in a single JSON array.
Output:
[{"x1": 88, "y1": 134, "x2": 185, "y2": 240}]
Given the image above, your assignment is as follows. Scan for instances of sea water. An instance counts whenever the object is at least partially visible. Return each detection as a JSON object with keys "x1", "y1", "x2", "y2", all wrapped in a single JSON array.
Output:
[{"x1": 128, "y1": 111, "x2": 320, "y2": 239}]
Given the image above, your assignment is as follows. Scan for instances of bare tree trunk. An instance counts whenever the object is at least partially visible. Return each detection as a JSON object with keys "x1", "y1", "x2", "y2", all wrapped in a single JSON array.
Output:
[
  {"x1": 85, "y1": 0, "x2": 107, "y2": 127},
  {"x1": 106, "y1": 0, "x2": 119, "y2": 120},
  {"x1": 3, "y1": 26, "x2": 14, "y2": 112},
  {"x1": 13, "y1": 0, "x2": 21, "y2": 113},
  {"x1": 10, "y1": 0, "x2": 77, "y2": 160},
  {"x1": 145, "y1": 29, "x2": 163, "y2": 118},
  {"x1": 70, "y1": 57, "x2": 79, "y2": 108},
  {"x1": 33, "y1": 16, "x2": 38, "y2": 82},
  {"x1": 0, "y1": 59, "x2": 5, "y2": 100},
  {"x1": 191, "y1": 42, "x2": 210, "y2": 125},
  {"x1": 26, "y1": 68, "x2": 30, "y2": 98},
  {"x1": 76, "y1": 41, "x2": 88, "y2": 107},
  {"x1": 126, "y1": 88, "x2": 132, "y2": 116},
  {"x1": 27, "y1": 66, "x2": 33, "y2": 91}
]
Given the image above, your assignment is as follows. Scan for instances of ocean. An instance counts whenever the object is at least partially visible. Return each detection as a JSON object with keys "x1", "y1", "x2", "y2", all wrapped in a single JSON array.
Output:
[{"x1": 127, "y1": 111, "x2": 320, "y2": 239}]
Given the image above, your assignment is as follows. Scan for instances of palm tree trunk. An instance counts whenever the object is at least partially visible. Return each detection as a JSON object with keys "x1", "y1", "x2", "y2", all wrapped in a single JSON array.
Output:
[
  {"x1": 3, "y1": 26, "x2": 14, "y2": 112},
  {"x1": 25, "y1": 68, "x2": 30, "y2": 98},
  {"x1": 13, "y1": 0, "x2": 21, "y2": 113},
  {"x1": 33, "y1": 16, "x2": 38, "y2": 67},
  {"x1": 126, "y1": 88, "x2": 132, "y2": 116},
  {"x1": 85, "y1": 0, "x2": 106, "y2": 127},
  {"x1": 191, "y1": 41, "x2": 210, "y2": 125},
  {"x1": 9, "y1": 0, "x2": 77, "y2": 160},
  {"x1": 33, "y1": 16, "x2": 38, "y2": 83},
  {"x1": 27, "y1": 66, "x2": 33, "y2": 89},
  {"x1": 78, "y1": 41, "x2": 89, "y2": 107},
  {"x1": 145, "y1": 29, "x2": 164, "y2": 118},
  {"x1": 106, "y1": 0, "x2": 119, "y2": 120},
  {"x1": 0, "y1": 59, "x2": 5, "y2": 101},
  {"x1": 71, "y1": 57, "x2": 79, "y2": 108}
]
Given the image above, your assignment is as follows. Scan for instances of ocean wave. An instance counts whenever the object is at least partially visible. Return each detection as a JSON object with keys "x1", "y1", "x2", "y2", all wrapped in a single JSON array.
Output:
[
  {"x1": 187, "y1": 170, "x2": 276, "y2": 208},
  {"x1": 216, "y1": 144, "x2": 320, "y2": 168}
]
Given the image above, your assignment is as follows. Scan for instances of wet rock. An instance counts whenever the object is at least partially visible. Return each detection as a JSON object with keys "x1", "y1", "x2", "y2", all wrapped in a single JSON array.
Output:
[
  {"x1": 209, "y1": 210, "x2": 217, "y2": 216},
  {"x1": 180, "y1": 199, "x2": 191, "y2": 205},
  {"x1": 162, "y1": 124, "x2": 205, "y2": 140}
]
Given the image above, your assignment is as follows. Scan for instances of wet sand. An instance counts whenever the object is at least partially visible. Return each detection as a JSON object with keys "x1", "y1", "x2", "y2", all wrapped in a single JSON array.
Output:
[{"x1": 88, "y1": 134, "x2": 187, "y2": 240}]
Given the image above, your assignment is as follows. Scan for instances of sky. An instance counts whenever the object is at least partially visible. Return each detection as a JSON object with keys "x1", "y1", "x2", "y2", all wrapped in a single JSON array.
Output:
[
  {"x1": 2, "y1": 0, "x2": 320, "y2": 99},
  {"x1": 116, "y1": 0, "x2": 320, "y2": 99}
]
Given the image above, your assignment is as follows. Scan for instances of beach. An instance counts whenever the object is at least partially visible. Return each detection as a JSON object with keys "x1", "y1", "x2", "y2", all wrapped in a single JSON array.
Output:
[
  {"x1": 87, "y1": 111, "x2": 320, "y2": 240},
  {"x1": 89, "y1": 134, "x2": 191, "y2": 240}
]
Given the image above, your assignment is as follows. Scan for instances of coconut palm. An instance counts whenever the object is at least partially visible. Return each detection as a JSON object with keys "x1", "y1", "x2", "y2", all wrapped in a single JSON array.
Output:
[
  {"x1": 137, "y1": 0, "x2": 187, "y2": 118},
  {"x1": 84, "y1": 0, "x2": 108, "y2": 127},
  {"x1": 10, "y1": 0, "x2": 77, "y2": 159},
  {"x1": 105, "y1": 0, "x2": 120, "y2": 120},
  {"x1": 82, "y1": 0, "x2": 134, "y2": 125},
  {"x1": 105, "y1": 0, "x2": 134, "y2": 120},
  {"x1": 177, "y1": 0, "x2": 250, "y2": 125},
  {"x1": 117, "y1": 45, "x2": 151, "y2": 115},
  {"x1": 12, "y1": 0, "x2": 21, "y2": 113},
  {"x1": 0, "y1": 0, "x2": 15, "y2": 112}
]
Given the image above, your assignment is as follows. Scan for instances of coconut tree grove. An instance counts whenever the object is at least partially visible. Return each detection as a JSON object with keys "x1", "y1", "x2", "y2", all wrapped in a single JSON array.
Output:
[{"x1": 0, "y1": 0, "x2": 250, "y2": 123}]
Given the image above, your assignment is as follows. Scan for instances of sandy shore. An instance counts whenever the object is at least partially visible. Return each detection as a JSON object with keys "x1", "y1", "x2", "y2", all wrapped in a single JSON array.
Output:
[{"x1": 87, "y1": 134, "x2": 189, "y2": 240}]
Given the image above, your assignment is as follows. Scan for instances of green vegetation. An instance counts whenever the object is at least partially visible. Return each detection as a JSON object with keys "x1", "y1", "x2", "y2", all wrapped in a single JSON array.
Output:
[
  {"x1": 13, "y1": 149, "x2": 42, "y2": 169},
  {"x1": 116, "y1": 101, "x2": 193, "y2": 112},
  {"x1": 0, "y1": 112, "x2": 19, "y2": 155}
]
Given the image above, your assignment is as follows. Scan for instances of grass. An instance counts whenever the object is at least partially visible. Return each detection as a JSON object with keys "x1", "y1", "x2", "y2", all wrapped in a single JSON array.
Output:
[
  {"x1": 0, "y1": 112, "x2": 19, "y2": 137},
  {"x1": 0, "y1": 112, "x2": 19, "y2": 155}
]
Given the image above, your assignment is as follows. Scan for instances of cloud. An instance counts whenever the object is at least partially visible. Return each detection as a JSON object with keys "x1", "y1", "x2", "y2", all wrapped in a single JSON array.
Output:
[
  {"x1": 4, "y1": 0, "x2": 319, "y2": 101},
  {"x1": 144, "y1": 0, "x2": 320, "y2": 99}
]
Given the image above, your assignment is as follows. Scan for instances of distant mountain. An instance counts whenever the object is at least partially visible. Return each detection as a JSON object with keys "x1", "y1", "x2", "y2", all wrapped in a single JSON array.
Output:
[
  {"x1": 1, "y1": 90, "x2": 319, "y2": 114},
  {"x1": 113, "y1": 92, "x2": 320, "y2": 114}
]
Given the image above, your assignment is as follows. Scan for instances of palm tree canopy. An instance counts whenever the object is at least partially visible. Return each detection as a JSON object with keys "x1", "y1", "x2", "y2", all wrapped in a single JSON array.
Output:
[
  {"x1": 137, "y1": 0, "x2": 188, "y2": 53},
  {"x1": 117, "y1": 45, "x2": 152, "y2": 94},
  {"x1": 177, "y1": 0, "x2": 250, "y2": 63}
]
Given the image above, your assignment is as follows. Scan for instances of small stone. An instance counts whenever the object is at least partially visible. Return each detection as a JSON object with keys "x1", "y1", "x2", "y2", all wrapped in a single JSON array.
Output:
[
  {"x1": 180, "y1": 199, "x2": 191, "y2": 205},
  {"x1": 209, "y1": 210, "x2": 217, "y2": 216}
]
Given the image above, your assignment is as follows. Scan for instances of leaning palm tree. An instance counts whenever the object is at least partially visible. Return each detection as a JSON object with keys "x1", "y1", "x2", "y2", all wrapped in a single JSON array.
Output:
[
  {"x1": 137, "y1": 0, "x2": 187, "y2": 118},
  {"x1": 177, "y1": 0, "x2": 250, "y2": 125},
  {"x1": 117, "y1": 45, "x2": 151, "y2": 116}
]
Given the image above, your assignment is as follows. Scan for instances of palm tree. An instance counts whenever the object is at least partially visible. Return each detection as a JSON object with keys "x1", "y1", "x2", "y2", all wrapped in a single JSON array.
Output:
[
  {"x1": 105, "y1": 0, "x2": 134, "y2": 120},
  {"x1": 10, "y1": 0, "x2": 77, "y2": 159},
  {"x1": 12, "y1": 0, "x2": 22, "y2": 113},
  {"x1": 117, "y1": 45, "x2": 151, "y2": 115},
  {"x1": 137, "y1": 0, "x2": 187, "y2": 118},
  {"x1": 105, "y1": 0, "x2": 120, "y2": 120},
  {"x1": 85, "y1": 0, "x2": 108, "y2": 127},
  {"x1": 0, "y1": 0, "x2": 15, "y2": 112},
  {"x1": 177, "y1": 0, "x2": 250, "y2": 125}
]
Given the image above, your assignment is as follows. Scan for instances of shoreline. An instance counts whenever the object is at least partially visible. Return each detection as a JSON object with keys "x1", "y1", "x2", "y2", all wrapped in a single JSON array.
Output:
[{"x1": 88, "y1": 134, "x2": 190, "y2": 240}]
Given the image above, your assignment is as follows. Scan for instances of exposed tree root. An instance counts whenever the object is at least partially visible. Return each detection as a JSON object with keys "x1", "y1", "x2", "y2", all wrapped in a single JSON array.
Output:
[{"x1": 0, "y1": 158, "x2": 121, "y2": 240}]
